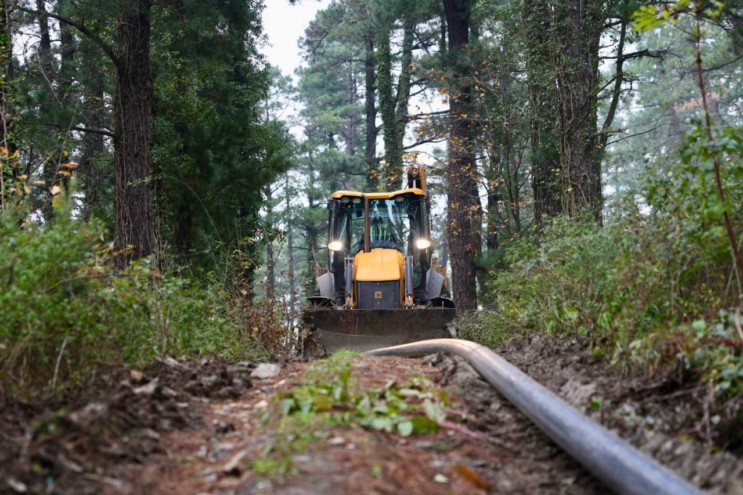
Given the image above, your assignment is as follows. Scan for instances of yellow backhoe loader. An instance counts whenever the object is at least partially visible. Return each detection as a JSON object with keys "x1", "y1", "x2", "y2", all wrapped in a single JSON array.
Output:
[{"x1": 301, "y1": 166, "x2": 456, "y2": 355}]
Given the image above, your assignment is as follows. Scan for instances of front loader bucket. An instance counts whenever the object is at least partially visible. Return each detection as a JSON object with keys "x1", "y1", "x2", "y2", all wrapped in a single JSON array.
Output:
[{"x1": 300, "y1": 307, "x2": 456, "y2": 356}]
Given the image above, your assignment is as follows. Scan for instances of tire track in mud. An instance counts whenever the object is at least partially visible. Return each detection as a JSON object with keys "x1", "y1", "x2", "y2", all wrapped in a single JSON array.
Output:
[
  {"x1": 117, "y1": 354, "x2": 606, "y2": 495},
  {"x1": 3, "y1": 343, "x2": 741, "y2": 494},
  {"x1": 430, "y1": 353, "x2": 604, "y2": 494}
]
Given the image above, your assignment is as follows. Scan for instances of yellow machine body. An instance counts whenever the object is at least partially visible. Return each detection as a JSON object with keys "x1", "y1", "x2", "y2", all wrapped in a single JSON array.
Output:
[{"x1": 302, "y1": 166, "x2": 455, "y2": 355}]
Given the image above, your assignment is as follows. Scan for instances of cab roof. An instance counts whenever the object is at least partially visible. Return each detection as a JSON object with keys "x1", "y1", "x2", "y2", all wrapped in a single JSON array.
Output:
[{"x1": 330, "y1": 187, "x2": 426, "y2": 200}]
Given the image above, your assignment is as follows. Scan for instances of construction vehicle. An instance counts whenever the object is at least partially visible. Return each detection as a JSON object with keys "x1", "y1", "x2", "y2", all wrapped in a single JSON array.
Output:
[{"x1": 301, "y1": 165, "x2": 456, "y2": 355}]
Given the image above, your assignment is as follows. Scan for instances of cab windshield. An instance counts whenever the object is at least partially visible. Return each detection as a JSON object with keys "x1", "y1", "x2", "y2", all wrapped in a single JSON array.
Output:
[{"x1": 330, "y1": 195, "x2": 428, "y2": 256}]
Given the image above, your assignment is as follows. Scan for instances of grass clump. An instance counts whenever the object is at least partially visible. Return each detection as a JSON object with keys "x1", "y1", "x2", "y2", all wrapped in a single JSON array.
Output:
[
  {"x1": 254, "y1": 354, "x2": 452, "y2": 479},
  {"x1": 280, "y1": 355, "x2": 445, "y2": 436}
]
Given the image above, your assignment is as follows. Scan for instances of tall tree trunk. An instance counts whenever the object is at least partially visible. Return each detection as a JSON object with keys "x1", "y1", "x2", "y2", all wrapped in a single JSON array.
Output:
[
  {"x1": 80, "y1": 86, "x2": 106, "y2": 221},
  {"x1": 266, "y1": 240, "x2": 275, "y2": 297},
  {"x1": 35, "y1": 0, "x2": 52, "y2": 76},
  {"x1": 0, "y1": 0, "x2": 13, "y2": 211},
  {"x1": 0, "y1": 6, "x2": 6, "y2": 159},
  {"x1": 554, "y1": 0, "x2": 604, "y2": 222},
  {"x1": 58, "y1": 0, "x2": 76, "y2": 96},
  {"x1": 114, "y1": 0, "x2": 155, "y2": 267},
  {"x1": 265, "y1": 186, "x2": 275, "y2": 298},
  {"x1": 394, "y1": 18, "x2": 414, "y2": 179},
  {"x1": 377, "y1": 29, "x2": 398, "y2": 190},
  {"x1": 345, "y1": 70, "x2": 357, "y2": 157},
  {"x1": 485, "y1": 153, "x2": 500, "y2": 253},
  {"x1": 524, "y1": 0, "x2": 561, "y2": 228},
  {"x1": 439, "y1": 10, "x2": 447, "y2": 56},
  {"x1": 285, "y1": 176, "x2": 296, "y2": 314},
  {"x1": 364, "y1": 36, "x2": 378, "y2": 191},
  {"x1": 36, "y1": 0, "x2": 57, "y2": 222},
  {"x1": 173, "y1": 191, "x2": 193, "y2": 257},
  {"x1": 443, "y1": 0, "x2": 478, "y2": 313}
]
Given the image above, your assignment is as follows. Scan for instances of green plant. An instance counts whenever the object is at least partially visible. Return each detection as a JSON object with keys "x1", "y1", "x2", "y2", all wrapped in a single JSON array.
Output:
[
  {"x1": 279, "y1": 360, "x2": 445, "y2": 436},
  {"x1": 634, "y1": 0, "x2": 743, "y2": 288},
  {"x1": 254, "y1": 355, "x2": 455, "y2": 479},
  {"x1": 466, "y1": 203, "x2": 739, "y2": 376},
  {"x1": 0, "y1": 191, "x2": 265, "y2": 400}
]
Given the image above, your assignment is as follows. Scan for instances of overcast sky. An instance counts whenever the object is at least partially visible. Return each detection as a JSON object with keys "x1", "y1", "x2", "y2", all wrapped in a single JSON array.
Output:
[{"x1": 262, "y1": 0, "x2": 331, "y2": 79}]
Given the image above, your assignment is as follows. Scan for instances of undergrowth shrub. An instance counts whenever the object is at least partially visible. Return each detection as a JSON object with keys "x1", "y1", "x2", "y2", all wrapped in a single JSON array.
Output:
[
  {"x1": 0, "y1": 203, "x2": 278, "y2": 401},
  {"x1": 461, "y1": 149, "x2": 743, "y2": 394}
]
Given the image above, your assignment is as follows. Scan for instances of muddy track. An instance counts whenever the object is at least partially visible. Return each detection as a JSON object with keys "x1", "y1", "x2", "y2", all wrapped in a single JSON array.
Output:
[
  {"x1": 121, "y1": 354, "x2": 605, "y2": 495},
  {"x1": 2, "y1": 337, "x2": 742, "y2": 494}
]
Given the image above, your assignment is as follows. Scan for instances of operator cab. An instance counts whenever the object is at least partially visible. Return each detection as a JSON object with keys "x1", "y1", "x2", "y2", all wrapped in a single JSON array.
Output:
[
  {"x1": 322, "y1": 168, "x2": 439, "y2": 309},
  {"x1": 327, "y1": 192, "x2": 431, "y2": 262}
]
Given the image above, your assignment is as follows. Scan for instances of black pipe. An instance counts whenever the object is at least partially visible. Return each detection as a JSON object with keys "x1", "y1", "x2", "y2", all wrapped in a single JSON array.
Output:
[{"x1": 366, "y1": 339, "x2": 703, "y2": 495}]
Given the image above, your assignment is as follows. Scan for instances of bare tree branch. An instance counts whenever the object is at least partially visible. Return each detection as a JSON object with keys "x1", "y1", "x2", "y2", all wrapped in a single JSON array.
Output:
[{"x1": 17, "y1": 7, "x2": 120, "y2": 69}]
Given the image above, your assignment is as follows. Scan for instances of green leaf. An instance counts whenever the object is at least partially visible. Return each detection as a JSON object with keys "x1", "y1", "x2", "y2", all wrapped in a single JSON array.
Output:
[
  {"x1": 371, "y1": 416, "x2": 394, "y2": 432},
  {"x1": 564, "y1": 306, "x2": 579, "y2": 321},
  {"x1": 313, "y1": 393, "x2": 333, "y2": 411},
  {"x1": 632, "y1": 6, "x2": 666, "y2": 32},
  {"x1": 692, "y1": 319, "x2": 707, "y2": 333},
  {"x1": 397, "y1": 420, "x2": 414, "y2": 437},
  {"x1": 411, "y1": 416, "x2": 440, "y2": 434},
  {"x1": 281, "y1": 398, "x2": 295, "y2": 415}
]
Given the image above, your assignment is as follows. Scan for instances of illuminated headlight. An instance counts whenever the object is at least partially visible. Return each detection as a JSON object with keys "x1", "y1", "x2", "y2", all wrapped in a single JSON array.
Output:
[
  {"x1": 415, "y1": 239, "x2": 431, "y2": 249},
  {"x1": 328, "y1": 241, "x2": 343, "y2": 251}
]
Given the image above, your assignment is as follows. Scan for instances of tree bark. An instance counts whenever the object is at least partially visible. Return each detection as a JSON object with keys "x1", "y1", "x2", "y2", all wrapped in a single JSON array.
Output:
[
  {"x1": 35, "y1": 0, "x2": 52, "y2": 76},
  {"x1": 36, "y1": 1, "x2": 58, "y2": 223},
  {"x1": 345, "y1": 71, "x2": 357, "y2": 157},
  {"x1": 114, "y1": 0, "x2": 155, "y2": 267},
  {"x1": 555, "y1": 0, "x2": 604, "y2": 222},
  {"x1": 285, "y1": 175, "x2": 296, "y2": 313},
  {"x1": 524, "y1": 0, "x2": 604, "y2": 224},
  {"x1": 266, "y1": 240, "x2": 275, "y2": 297},
  {"x1": 80, "y1": 85, "x2": 106, "y2": 221},
  {"x1": 394, "y1": 17, "x2": 414, "y2": 183},
  {"x1": 442, "y1": 0, "x2": 478, "y2": 313},
  {"x1": 364, "y1": 36, "x2": 378, "y2": 191},
  {"x1": 377, "y1": 29, "x2": 398, "y2": 190},
  {"x1": 0, "y1": 0, "x2": 13, "y2": 212},
  {"x1": 523, "y1": 0, "x2": 561, "y2": 228},
  {"x1": 265, "y1": 186, "x2": 275, "y2": 298},
  {"x1": 58, "y1": 0, "x2": 77, "y2": 99}
]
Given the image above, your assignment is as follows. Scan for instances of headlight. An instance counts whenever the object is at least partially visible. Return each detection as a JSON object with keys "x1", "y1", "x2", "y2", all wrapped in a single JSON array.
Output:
[
  {"x1": 416, "y1": 239, "x2": 431, "y2": 249},
  {"x1": 328, "y1": 240, "x2": 343, "y2": 251}
]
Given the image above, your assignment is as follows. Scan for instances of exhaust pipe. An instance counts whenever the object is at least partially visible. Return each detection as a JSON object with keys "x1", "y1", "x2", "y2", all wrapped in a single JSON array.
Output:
[{"x1": 366, "y1": 339, "x2": 702, "y2": 495}]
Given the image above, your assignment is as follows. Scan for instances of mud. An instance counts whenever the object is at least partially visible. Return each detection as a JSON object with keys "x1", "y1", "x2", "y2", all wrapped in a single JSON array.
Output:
[
  {"x1": 113, "y1": 355, "x2": 606, "y2": 495},
  {"x1": 495, "y1": 334, "x2": 743, "y2": 494},
  {"x1": 1, "y1": 335, "x2": 742, "y2": 494},
  {"x1": 0, "y1": 359, "x2": 254, "y2": 494},
  {"x1": 430, "y1": 353, "x2": 604, "y2": 494}
]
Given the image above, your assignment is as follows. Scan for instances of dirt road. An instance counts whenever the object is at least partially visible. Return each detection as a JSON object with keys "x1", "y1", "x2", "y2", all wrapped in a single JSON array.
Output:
[{"x1": 2, "y1": 336, "x2": 742, "y2": 494}]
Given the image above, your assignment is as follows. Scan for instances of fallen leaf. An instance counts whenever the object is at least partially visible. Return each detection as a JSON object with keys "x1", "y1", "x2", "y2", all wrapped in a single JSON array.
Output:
[
  {"x1": 434, "y1": 473, "x2": 449, "y2": 483},
  {"x1": 223, "y1": 449, "x2": 250, "y2": 475},
  {"x1": 454, "y1": 465, "x2": 489, "y2": 489},
  {"x1": 7, "y1": 477, "x2": 27, "y2": 493}
]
